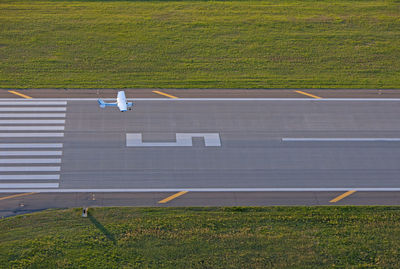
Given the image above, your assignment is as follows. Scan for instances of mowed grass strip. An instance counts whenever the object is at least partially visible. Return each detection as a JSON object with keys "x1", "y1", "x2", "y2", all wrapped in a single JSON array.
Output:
[
  {"x1": 1, "y1": 207, "x2": 400, "y2": 268},
  {"x1": 0, "y1": 0, "x2": 399, "y2": 89}
]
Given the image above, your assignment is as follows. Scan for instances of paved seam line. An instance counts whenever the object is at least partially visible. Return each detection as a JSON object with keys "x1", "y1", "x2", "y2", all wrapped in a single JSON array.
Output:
[
  {"x1": 0, "y1": 192, "x2": 36, "y2": 201},
  {"x1": 294, "y1": 90, "x2": 322, "y2": 99},
  {"x1": 152, "y1": 90, "x2": 179, "y2": 99},
  {"x1": 8, "y1": 90, "x2": 32, "y2": 99},
  {"x1": 158, "y1": 191, "x2": 188, "y2": 203},
  {"x1": 2, "y1": 98, "x2": 400, "y2": 101},
  {"x1": 1, "y1": 188, "x2": 400, "y2": 193},
  {"x1": 330, "y1": 190, "x2": 356, "y2": 203}
]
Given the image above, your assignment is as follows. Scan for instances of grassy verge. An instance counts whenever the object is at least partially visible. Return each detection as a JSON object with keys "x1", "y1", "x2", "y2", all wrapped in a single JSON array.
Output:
[
  {"x1": 0, "y1": 0, "x2": 399, "y2": 89},
  {"x1": 1, "y1": 207, "x2": 400, "y2": 268}
]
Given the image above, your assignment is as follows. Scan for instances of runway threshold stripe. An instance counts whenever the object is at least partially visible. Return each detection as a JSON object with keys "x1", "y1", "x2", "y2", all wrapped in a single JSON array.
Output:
[
  {"x1": 0, "y1": 102, "x2": 66, "y2": 106},
  {"x1": 0, "y1": 113, "x2": 66, "y2": 118},
  {"x1": 0, "y1": 143, "x2": 63, "y2": 148},
  {"x1": 0, "y1": 133, "x2": 64, "y2": 137},
  {"x1": 294, "y1": 91, "x2": 322, "y2": 99},
  {"x1": 330, "y1": 190, "x2": 356, "y2": 203},
  {"x1": 152, "y1": 91, "x2": 179, "y2": 99},
  {"x1": 0, "y1": 166, "x2": 60, "y2": 172},
  {"x1": 0, "y1": 120, "x2": 65, "y2": 124},
  {"x1": 7, "y1": 91, "x2": 32, "y2": 99},
  {"x1": 282, "y1": 138, "x2": 400, "y2": 142},
  {"x1": 0, "y1": 107, "x2": 66, "y2": 112},
  {"x1": 0, "y1": 175, "x2": 60, "y2": 180},
  {"x1": 0, "y1": 192, "x2": 36, "y2": 201},
  {"x1": 158, "y1": 191, "x2": 188, "y2": 203},
  {"x1": 0, "y1": 151, "x2": 62, "y2": 156},
  {"x1": 0, "y1": 126, "x2": 64, "y2": 131},
  {"x1": 0, "y1": 183, "x2": 58, "y2": 189},
  {"x1": 0, "y1": 159, "x2": 61, "y2": 164}
]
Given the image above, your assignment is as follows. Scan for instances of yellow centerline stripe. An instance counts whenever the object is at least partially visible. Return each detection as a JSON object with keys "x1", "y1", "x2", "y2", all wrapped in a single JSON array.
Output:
[
  {"x1": 152, "y1": 90, "x2": 178, "y2": 99},
  {"x1": 0, "y1": 192, "x2": 36, "y2": 201},
  {"x1": 8, "y1": 90, "x2": 32, "y2": 99},
  {"x1": 329, "y1": 190, "x2": 356, "y2": 203},
  {"x1": 295, "y1": 90, "x2": 322, "y2": 99},
  {"x1": 158, "y1": 191, "x2": 188, "y2": 203}
]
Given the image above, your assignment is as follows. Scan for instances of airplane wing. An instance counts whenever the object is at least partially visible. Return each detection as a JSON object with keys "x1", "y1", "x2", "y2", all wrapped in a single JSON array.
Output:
[{"x1": 98, "y1": 99, "x2": 118, "y2": 108}]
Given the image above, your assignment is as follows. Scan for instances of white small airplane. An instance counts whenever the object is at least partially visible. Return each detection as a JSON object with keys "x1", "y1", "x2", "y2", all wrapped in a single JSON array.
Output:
[{"x1": 98, "y1": 91, "x2": 133, "y2": 112}]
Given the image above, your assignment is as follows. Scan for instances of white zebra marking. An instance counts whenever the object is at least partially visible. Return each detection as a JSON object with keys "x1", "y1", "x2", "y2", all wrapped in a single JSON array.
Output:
[
  {"x1": 0, "y1": 151, "x2": 62, "y2": 156},
  {"x1": 0, "y1": 120, "x2": 65, "y2": 124},
  {"x1": 0, "y1": 159, "x2": 61, "y2": 164},
  {"x1": 0, "y1": 166, "x2": 60, "y2": 172},
  {"x1": 0, "y1": 175, "x2": 60, "y2": 180},
  {"x1": 0, "y1": 143, "x2": 63, "y2": 148},
  {"x1": 0, "y1": 126, "x2": 64, "y2": 131},
  {"x1": 0, "y1": 107, "x2": 66, "y2": 112}
]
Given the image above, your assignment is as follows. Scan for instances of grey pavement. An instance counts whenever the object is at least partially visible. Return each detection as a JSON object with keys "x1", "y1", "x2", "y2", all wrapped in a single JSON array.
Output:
[
  {"x1": 3, "y1": 191, "x2": 400, "y2": 218},
  {"x1": 60, "y1": 100, "x2": 400, "y2": 190},
  {"x1": 1, "y1": 99, "x2": 400, "y2": 215},
  {"x1": 1, "y1": 88, "x2": 400, "y2": 99}
]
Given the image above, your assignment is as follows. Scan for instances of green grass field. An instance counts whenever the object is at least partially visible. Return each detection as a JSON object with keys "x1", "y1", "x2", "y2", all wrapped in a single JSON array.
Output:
[
  {"x1": 1, "y1": 207, "x2": 400, "y2": 268},
  {"x1": 0, "y1": 0, "x2": 399, "y2": 89}
]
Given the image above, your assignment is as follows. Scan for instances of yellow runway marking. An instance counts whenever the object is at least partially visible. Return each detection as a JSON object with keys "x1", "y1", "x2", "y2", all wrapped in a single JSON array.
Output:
[
  {"x1": 158, "y1": 191, "x2": 188, "y2": 203},
  {"x1": 330, "y1": 190, "x2": 356, "y2": 203},
  {"x1": 152, "y1": 90, "x2": 178, "y2": 99},
  {"x1": 295, "y1": 90, "x2": 322, "y2": 99},
  {"x1": 8, "y1": 90, "x2": 32, "y2": 99},
  {"x1": 0, "y1": 192, "x2": 36, "y2": 201}
]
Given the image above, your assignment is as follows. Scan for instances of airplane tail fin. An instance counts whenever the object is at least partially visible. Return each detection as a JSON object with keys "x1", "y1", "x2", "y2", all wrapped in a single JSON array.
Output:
[{"x1": 98, "y1": 99, "x2": 106, "y2": 108}]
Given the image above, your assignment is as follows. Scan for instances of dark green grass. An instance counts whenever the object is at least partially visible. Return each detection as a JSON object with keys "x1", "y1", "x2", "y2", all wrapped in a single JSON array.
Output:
[
  {"x1": 0, "y1": 0, "x2": 399, "y2": 89},
  {"x1": 1, "y1": 207, "x2": 400, "y2": 268}
]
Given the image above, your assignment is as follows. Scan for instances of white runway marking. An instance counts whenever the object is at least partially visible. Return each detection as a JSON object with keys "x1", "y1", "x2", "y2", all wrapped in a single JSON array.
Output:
[
  {"x1": 2, "y1": 188, "x2": 400, "y2": 193},
  {"x1": 0, "y1": 120, "x2": 65, "y2": 124},
  {"x1": 0, "y1": 183, "x2": 59, "y2": 189},
  {"x1": 0, "y1": 143, "x2": 63, "y2": 148},
  {"x1": 0, "y1": 159, "x2": 61, "y2": 164},
  {"x1": 0, "y1": 101, "x2": 66, "y2": 190},
  {"x1": 0, "y1": 133, "x2": 64, "y2": 137},
  {"x1": 0, "y1": 175, "x2": 60, "y2": 180},
  {"x1": 0, "y1": 113, "x2": 65, "y2": 118},
  {"x1": 0, "y1": 126, "x2": 64, "y2": 131},
  {"x1": 0, "y1": 101, "x2": 66, "y2": 106},
  {"x1": 127, "y1": 133, "x2": 221, "y2": 147},
  {"x1": 282, "y1": 138, "x2": 400, "y2": 142},
  {"x1": 0, "y1": 107, "x2": 66, "y2": 112},
  {"x1": 0, "y1": 166, "x2": 60, "y2": 172},
  {"x1": 0, "y1": 151, "x2": 62, "y2": 156}
]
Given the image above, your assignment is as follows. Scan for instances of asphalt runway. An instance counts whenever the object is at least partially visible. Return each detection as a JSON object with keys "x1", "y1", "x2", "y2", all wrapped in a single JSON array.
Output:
[
  {"x1": 1, "y1": 88, "x2": 400, "y2": 99},
  {"x1": 1, "y1": 97, "x2": 400, "y2": 216}
]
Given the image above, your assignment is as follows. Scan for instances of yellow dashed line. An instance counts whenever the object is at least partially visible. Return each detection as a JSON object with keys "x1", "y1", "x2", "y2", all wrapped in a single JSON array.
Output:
[
  {"x1": 158, "y1": 191, "x2": 188, "y2": 203},
  {"x1": 329, "y1": 190, "x2": 356, "y2": 203},
  {"x1": 0, "y1": 192, "x2": 36, "y2": 201},
  {"x1": 8, "y1": 90, "x2": 32, "y2": 99},
  {"x1": 152, "y1": 90, "x2": 178, "y2": 99},
  {"x1": 295, "y1": 90, "x2": 322, "y2": 99}
]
